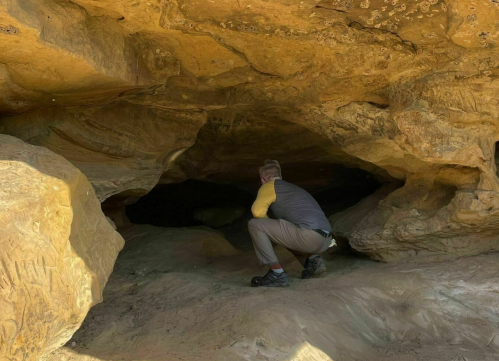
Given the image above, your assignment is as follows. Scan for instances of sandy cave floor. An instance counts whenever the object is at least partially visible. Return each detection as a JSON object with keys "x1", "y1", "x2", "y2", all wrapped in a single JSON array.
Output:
[{"x1": 46, "y1": 225, "x2": 499, "y2": 361}]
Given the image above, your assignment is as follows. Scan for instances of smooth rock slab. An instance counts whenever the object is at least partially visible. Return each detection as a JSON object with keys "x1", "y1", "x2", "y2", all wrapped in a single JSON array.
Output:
[{"x1": 0, "y1": 135, "x2": 124, "y2": 361}]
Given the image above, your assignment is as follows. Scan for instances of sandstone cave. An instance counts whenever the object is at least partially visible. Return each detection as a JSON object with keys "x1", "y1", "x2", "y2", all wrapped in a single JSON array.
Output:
[{"x1": 1, "y1": 1, "x2": 499, "y2": 361}]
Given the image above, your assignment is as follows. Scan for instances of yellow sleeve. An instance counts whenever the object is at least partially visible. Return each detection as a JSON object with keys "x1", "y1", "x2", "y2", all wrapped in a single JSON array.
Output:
[{"x1": 251, "y1": 181, "x2": 276, "y2": 218}]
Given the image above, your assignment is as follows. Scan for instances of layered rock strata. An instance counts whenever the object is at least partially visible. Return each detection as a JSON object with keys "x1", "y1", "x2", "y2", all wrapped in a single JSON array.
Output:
[{"x1": 1, "y1": 0, "x2": 499, "y2": 260}]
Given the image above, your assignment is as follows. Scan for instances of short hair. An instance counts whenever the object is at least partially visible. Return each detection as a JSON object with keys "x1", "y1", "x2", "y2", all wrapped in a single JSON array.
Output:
[{"x1": 259, "y1": 159, "x2": 282, "y2": 180}]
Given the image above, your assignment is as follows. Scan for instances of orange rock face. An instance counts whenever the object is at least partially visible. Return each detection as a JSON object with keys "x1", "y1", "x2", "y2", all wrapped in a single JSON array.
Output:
[
  {"x1": 0, "y1": 0, "x2": 499, "y2": 261},
  {"x1": 0, "y1": 135, "x2": 124, "y2": 361}
]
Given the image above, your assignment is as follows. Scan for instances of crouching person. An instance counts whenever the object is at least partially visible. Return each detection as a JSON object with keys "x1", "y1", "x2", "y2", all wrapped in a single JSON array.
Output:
[{"x1": 248, "y1": 159, "x2": 333, "y2": 287}]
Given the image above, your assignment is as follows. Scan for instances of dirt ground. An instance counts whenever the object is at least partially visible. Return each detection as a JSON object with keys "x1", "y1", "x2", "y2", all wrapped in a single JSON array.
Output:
[{"x1": 46, "y1": 225, "x2": 499, "y2": 361}]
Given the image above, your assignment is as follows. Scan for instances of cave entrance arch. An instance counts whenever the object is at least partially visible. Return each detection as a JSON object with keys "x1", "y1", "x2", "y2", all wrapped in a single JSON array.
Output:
[{"x1": 105, "y1": 112, "x2": 389, "y2": 252}]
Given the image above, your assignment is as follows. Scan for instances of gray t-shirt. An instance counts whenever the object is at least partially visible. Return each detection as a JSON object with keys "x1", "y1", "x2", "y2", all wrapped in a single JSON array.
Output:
[{"x1": 270, "y1": 180, "x2": 331, "y2": 231}]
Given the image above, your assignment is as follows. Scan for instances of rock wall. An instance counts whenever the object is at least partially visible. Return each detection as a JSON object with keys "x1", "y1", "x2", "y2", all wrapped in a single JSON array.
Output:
[
  {"x1": 163, "y1": 110, "x2": 392, "y2": 190},
  {"x1": 1, "y1": 0, "x2": 499, "y2": 261},
  {"x1": 0, "y1": 135, "x2": 124, "y2": 361},
  {"x1": 326, "y1": 82, "x2": 499, "y2": 261},
  {"x1": 0, "y1": 104, "x2": 207, "y2": 201}
]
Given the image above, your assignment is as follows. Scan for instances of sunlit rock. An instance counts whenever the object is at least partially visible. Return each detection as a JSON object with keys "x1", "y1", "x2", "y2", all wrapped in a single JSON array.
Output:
[
  {"x1": 0, "y1": 135, "x2": 124, "y2": 361},
  {"x1": 1, "y1": 0, "x2": 499, "y2": 261}
]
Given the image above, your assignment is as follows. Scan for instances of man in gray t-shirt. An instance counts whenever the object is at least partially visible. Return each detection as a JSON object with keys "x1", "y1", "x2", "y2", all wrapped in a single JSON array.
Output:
[{"x1": 249, "y1": 160, "x2": 334, "y2": 287}]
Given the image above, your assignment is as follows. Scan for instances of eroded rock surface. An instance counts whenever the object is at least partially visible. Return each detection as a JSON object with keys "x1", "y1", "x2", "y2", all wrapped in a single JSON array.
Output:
[
  {"x1": 327, "y1": 99, "x2": 499, "y2": 262},
  {"x1": 0, "y1": 135, "x2": 124, "y2": 361},
  {"x1": 0, "y1": 103, "x2": 207, "y2": 201},
  {"x1": 1, "y1": 0, "x2": 499, "y2": 260}
]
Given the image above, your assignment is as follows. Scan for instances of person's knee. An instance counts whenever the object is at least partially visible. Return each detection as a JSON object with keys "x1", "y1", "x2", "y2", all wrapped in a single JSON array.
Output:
[{"x1": 248, "y1": 218, "x2": 264, "y2": 231}]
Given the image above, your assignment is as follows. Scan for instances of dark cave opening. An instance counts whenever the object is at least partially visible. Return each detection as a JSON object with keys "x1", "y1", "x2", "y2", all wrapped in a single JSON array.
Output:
[
  {"x1": 123, "y1": 166, "x2": 381, "y2": 250},
  {"x1": 126, "y1": 180, "x2": 254, "y2": 228}
]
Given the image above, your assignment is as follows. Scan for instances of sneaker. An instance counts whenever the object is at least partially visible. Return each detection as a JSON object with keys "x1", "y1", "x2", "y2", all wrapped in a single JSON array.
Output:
[
  {"x1": 302, "y1": 256, "x2": 326, "y2": 279},
  {"x1": 251, "y1": 270, "x2": 290, "y2": 287}
]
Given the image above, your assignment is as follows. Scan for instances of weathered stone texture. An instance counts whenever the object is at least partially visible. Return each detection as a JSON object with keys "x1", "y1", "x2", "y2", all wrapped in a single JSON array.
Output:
[
  {"x1": 1, "y1": 0, "x2": 499, "y2": 261},
  {"x1": 0, "y1": 104, "x2": 207, "y2": 201},
  {"x1": 0, "y1": 135, "x2": 124, "y2": 361}
]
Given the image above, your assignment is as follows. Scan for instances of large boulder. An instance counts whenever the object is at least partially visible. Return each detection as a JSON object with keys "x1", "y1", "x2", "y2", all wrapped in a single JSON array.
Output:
[{"x1": 0, "y1": 135, "x2": 124, "y2": 361}]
